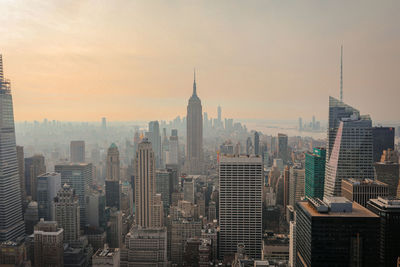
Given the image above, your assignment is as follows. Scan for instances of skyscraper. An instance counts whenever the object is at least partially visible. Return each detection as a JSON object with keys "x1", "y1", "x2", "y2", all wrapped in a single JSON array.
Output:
[
  {"x1": 34, "y1": 219, "x2": 64, "y2": 267},
  {"x1": 305, "y1": 147, "x2": 326, "y2": 199},
  {"x1": 278, "y1": 133, "x2": 289, "y2": 163},
  {"x1": 217, "y1": 105, "x2": 222, "y2": 123},
  {"x1": 341, "y1": 178, "x2": 389, "y2": 207},
  {"x1": 374, "y1": 149, "x2": 400, "y2": 197},
  {"x1": 367, "y1": 197, "x2": 400, "y2": 267},
  {"x1": 219, "y1": 155, "x2": 263, "y2": 260},
  {"x1": 37, "y1": 172, "x2": 61, "y2": 221},
  {"x1": 296, "y1": 197, "x2": 379, "y2": 266},
  {"x1": 254, "y1": 131, "x2": 260, "y2": 156},
  {"x1": 0, "y1": 54, "x2": 25, "y2": 242},
  {"x1": 327, "y1": 96, "x2": 359, "y2": 161},
  {"x1": 55, "y1": 163, "x2": 92, "y2": 228},
  {"x1": 324, "y1": 114, "x2": 374, "y2": 198},
  {"x1": 134, "y1": 138, "x2": 156, "y2": 228},
  {"x1": 16, "y1": 146, "x2": 26, "y2": 208},
  {"x1": 372, "y1": 127, "x2": 395, "y2": 162},
  {"x1": 185, "y1": 71, "x2": 203, "y2": 174},
  {"x1": 54, "y1": 184, "x2": 80, "y2": 242},
  {"x1": 149, "y1": 121, "x2": 161, "y2": 167},
  {"x1": 70, "y1": 140, "x2": 85, "y2": 163},
  {"x1": 288, "y1": 165, "x2": 305, "y2": 207},
  {"x1": 25, "y1": 154, "x2": 46, "y2": 201},
  {"x1": 105, "y1": 143, "x2": 121, "y2": 209}
]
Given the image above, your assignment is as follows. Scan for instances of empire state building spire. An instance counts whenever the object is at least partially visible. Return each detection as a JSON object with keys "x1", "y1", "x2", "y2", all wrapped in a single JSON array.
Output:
[{"x1": 193, "y1": 69, "x2": 197, "y2": 96}]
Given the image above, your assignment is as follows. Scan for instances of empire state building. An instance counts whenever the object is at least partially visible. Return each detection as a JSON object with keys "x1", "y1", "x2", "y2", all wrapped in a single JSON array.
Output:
[{"x1": 185, "y1": 72, "x2": 203, "y2": 174}]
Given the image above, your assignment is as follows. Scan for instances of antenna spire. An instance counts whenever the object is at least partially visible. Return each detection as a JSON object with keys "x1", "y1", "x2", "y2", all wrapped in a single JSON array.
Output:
[
  {"x1": 193, "y1": 68, "x2": 197, "y2": 96},
  {"x1": 340, "y1": 45, "x2": 343, "y2": 102}
]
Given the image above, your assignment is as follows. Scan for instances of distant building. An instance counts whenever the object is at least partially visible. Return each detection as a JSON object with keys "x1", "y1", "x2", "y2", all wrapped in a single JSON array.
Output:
[
  {"x1": 185, "y1": 72, "x2": 203, "y2": 174},
  {"x1": 34, "y1": 219, "x2": 64, "y2": 267},
  {"x1": 342, "y1": 178, "x2": 389, "y2": 207},
  {"x1": 54, "y1": 184, "x2": 80, "y2": 242},
  {"x1": 278, "y1": 133, "x2": 289, "y2": 164},
  {"x1": 37, "y1": 172, "x2": 61, "y2": 221},
  {"x1": 16, "y1": 146, "x2": 26, "y2": 207},
  {"x1": 156, "y1": 169, "x2": 172, "y2": 211},
  {"x1": 372, "y1": 127, "x2": 395, "y2": 162},
  {"x1": 105, "y1": 143, "x2": 121, "y2": 209},
  {"x1": 367, "y1": 197, "x2": 400, "y2": 267},
  {"x1": 305, "y1": 148, "x2": 326, "y2": 199},
  {"x1": 254, "y1": 132, "x2": 260, "y2": 156},
  {"x1": 288, "y1": 165, "x2": 305, "y2": 207},
  {"x1": 183, "y1": 177, "x2": 195, "y2": 204},
  {"x1": 219, "y1": 155, "x2": 263, "y2": 260},
  {"x1": 92, "y1": 246, "x2": 120, "y2": 267},
  {"x1": 296, "y1": 197, "x2": 379, "y2": 266},
  {"x1": 70, "y1": 140, "x2": 85, "y2": 163}
]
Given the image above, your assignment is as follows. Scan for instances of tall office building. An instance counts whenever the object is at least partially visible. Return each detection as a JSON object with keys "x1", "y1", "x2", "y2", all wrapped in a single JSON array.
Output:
[
  {"x1": 185, "y1": 72, "x2": 203, "y2": 174},
  {"x1": 101, "y1": 117, "x2": 107, "y2": 130},
  {"x1": 24, "y1": 201, "x2": 39, "y2": 235},
  {"x1": 34, "y1": 219, "x2": 64, "y2": 267},
  {"x1": 0, "y1": 54, "x2": 25, "y2": 242},
  {"x1": 37, "y1": 172, "x2": 61, "y2": 221},
  {"x1": 183, "y1": 177, "x2": 195, "y2": 204},
  {"x1": 156, "y1": 169, "x2": 171, "y2": 211},
  {"x1": 327, "y1": 96, "x2": 360, "y2": 161},
  {"x1": 296, "y1": 197, "x2": 379, "y2": 266},
  {"x1": 278, "y1": 133, "x2": 289, "y2": 163},
  {"x1": 105, "y1": 143, "x2": 120, "y2": 209},
  {"x1": 134, "y1": 138, "x2": 156, "y2": 228},
  {"x1": 25, "y1": 154, "x2": 46, "y2": 201},
  {"x1": 107, "y1": 208, "x2": 122, "y2": 249},
  {"x1": 372, "y1": 127, "x2": 395, "y2": 162},
  {"x1": 166, "y1": 129, "x2": 179, "y2": 165},
  {"x1": 55, "y1": 163, "x2": 92, "y2": 228},
  {"x1": 374, "y1": 149, "x2": 400, "y2": 197},
  {"x1": 305, "y1": 148, "x2": 326, "y2": 199},
  {"x1": 254, "y1": 132, "x2": 260, "y2": 156},
  {"x1": 54, "y1": 184, "x2": 80, "y2": 242},
  {"x1": 324, "y1": 114, "x2": 374, "y2": 198},
  {"x1": 219, "y1": 155, "x2": 263, "y2": 260},
  {"x1": 217, "y1": 105, "x2": 222, "y2": 123},
  {"x1": 342, "y1": 178, "x2": 389, "y2": 207},
  {"x1": 70, "y1": 140, "x2": 85, "y2": 163},
  {"x1": 16, "y1": 146, "x2": 26, "y2": 207},
  {"x1": 288, "y1": 165, "x2": 305, "y2": 207},
  {"x1": 149, "y1": 121, "x2": 162, "y2": 167},
  {"x1": 367, "y1": 197, "x2": 400, "y2": 267}
]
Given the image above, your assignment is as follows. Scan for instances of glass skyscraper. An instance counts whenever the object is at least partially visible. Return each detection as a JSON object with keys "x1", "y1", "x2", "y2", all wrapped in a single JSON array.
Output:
[
  {"x1": 0, "y1": 54, "x2": 25, "y2": 241},
  {"x1": 305, "y1": 147, "x2": 326, "y2": 199}
]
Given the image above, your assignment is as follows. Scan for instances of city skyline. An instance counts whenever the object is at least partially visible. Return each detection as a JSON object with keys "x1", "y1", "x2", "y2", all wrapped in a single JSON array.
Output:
[{"x1": 1, "y1": 1, "x2": 400, "y2": 122}]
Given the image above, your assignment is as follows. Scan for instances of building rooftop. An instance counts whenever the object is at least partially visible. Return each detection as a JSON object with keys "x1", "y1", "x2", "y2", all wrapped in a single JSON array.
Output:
[
  {"x1": 343, "y1": 178, "x2": 388, "y2": 186},
  {"x1": 369, "y1": 197, "x2": 400, "y2": 208},
  {"x1": 94, "y1": 247, "x2": 119, "y2": 258},
  {"x1": 299, "y1": 199, "x2": 378, "y2": 218}
]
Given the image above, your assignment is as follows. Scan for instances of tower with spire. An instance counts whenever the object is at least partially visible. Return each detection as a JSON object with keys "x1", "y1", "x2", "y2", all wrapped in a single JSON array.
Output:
[{"x1": 185, "y1": 69, "x2": 203, "y2": 174}]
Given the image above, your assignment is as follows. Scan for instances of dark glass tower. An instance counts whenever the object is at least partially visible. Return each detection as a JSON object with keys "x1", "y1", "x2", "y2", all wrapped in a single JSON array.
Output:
[
  {"x1": 0, "y1": 54, "x2": 25, "y2": 241},
  {"x1": 372, "y1": 127, "x2": 395, "y2": 162},
  {"x1": 305, "y1": 147, "x2": 326, "y2": 199}
]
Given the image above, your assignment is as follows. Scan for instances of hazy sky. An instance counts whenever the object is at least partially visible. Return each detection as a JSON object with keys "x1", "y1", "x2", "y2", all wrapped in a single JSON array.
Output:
[{"x1": 1, "y1": 0, "x2": 399, "y2": 122}]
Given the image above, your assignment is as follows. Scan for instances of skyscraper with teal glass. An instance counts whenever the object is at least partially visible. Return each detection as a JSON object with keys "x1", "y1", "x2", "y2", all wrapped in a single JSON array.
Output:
[{"x1": 305, "y1": 147, "x2": 326, "y2": 199}]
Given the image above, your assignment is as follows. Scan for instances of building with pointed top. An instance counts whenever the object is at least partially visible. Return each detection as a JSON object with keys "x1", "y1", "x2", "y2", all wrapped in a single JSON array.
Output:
[
  {"x1": 0, "y1": 54, "x2": 25, "y2": 242},
  {"x1": 185, "y1": 71, "x2": 203, "y2": 174}
]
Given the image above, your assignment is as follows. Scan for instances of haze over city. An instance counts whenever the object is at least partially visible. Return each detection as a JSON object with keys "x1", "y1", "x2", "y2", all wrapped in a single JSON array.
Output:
[{"x1": 1, "y1": 0, "x2": 399, "y2": 122}]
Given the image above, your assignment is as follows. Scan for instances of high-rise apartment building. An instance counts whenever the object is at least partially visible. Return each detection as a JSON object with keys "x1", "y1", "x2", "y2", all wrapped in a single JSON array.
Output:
[
  {"x1": 70, "y1": 140, "x2": 85, "y2": 163},
  {"x1": 37, "y1": 172, "x2": 61, "y2": 221},
  {"x1": 34, "y1": 219, "x2": 64, "y2": 267},
  {"x1": 342, "y1": 178, "x2": 389, "y2": 207},
  {"x1": 54, "y1": 184, "x2": 80, "y2": 242},
  {"x1": 367, "y1": 197, "x2": 400, "y2": 267},
  {"x1": 134, "y1": 138, "x2": 156, "y2": 228},
  {"x1": 185, "y1": 72, "x2": 203, "y2": 174},
  {"x1": 105, "y1": 143, "x2": 120, "y2": 209},
  {"x1": 0, "y1": 54, "x2": 25, "y2": 242},
  {"x1": 55, "y1": 163, "x2": 92, "y2": 228},
  {"x1": 25, "y1": 154, "x2": 46, "y2": 201},
  {"x1": 296, "y1": 197, "x2": 379, "y2": 266},
  {"x1": 305, "y1": 148, "x2": 326, "y2": 199},
  {"x1": 324, "y1": 113, "x2": 374, "y2": 198},
  {"x1": 219, "y1": 155, "x2": 263, "y2": 260},
  {"x1": 372, "y1": 127, "x2": 395, "y2": 162},
  {"x1": 278, "y1": 133, "x2": 289, "y2": 164}
]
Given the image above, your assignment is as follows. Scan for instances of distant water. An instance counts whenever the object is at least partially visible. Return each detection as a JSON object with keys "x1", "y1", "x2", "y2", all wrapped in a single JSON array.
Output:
[{"x1": 244, "y1": 121, "x2": 326, "y2": 139}]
